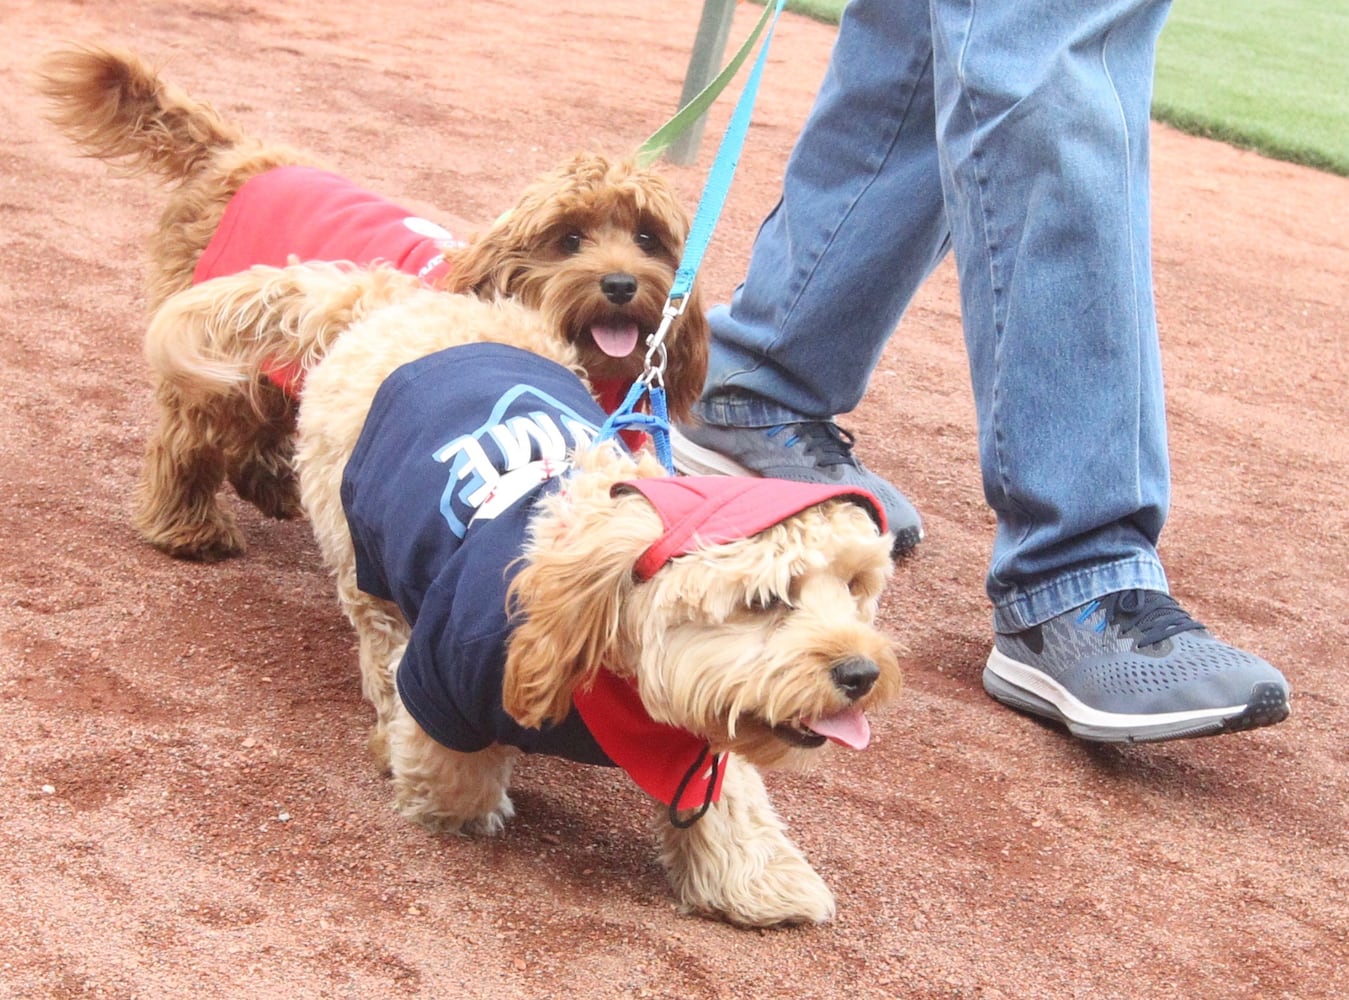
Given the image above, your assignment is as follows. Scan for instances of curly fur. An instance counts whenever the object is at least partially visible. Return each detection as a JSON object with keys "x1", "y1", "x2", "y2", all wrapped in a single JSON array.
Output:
[
  {"x1": 37, "y1": 45, "x2": 708, "y2": 560},
  {"x1": 154, "y1": 267, "x2": 901, "y2": 926}
]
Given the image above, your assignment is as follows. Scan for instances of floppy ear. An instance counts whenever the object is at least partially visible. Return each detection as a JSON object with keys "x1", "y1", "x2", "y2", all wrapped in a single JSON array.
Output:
[
  {"x1": 441, "y1": 215, "x2": 531, "y2": 299},
  {"x1": 502, "y1": 487, "x2": 662, "y2": 729},
  {"x1": 661, "y1": 280, "x2": 710, "y2": 423},
  {"x1": 441, "y1": 158, "x2": 580, "y2": 298}
]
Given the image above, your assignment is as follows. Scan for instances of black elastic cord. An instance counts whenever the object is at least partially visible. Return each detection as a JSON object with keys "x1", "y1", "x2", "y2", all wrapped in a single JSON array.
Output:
[{"x1": 667, "y1": 743, "x2": 721, "y2": 829}]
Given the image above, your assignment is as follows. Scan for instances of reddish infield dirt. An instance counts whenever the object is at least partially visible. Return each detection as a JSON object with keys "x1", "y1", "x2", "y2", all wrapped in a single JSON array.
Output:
[{"x1": 3, "y1": 1, "x2": 1347, "y2": 998}]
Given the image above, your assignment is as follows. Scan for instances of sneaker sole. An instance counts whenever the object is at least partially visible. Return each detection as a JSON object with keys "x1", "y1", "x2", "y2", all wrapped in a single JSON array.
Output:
[
  {"x1": 669, "y1": 428, "x2": 924, "y2": 557},
  {"x1": 983, "y1": 648, "x2": 1291, "y2": 743}
]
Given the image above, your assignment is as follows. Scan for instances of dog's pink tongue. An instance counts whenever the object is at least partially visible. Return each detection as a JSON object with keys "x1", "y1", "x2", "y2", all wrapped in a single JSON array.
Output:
[
  {"x1": 805, "y1": 707, "x2": 871, "y2": 750},
  {"x1": 590, "y1": 321, "x2": 640, "y2": 358}
]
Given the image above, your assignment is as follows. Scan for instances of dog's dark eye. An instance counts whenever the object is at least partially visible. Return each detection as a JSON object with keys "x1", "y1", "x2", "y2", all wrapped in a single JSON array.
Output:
[
  {"x1": 560, "y1": 231, "x2": 584, "y2": 254},
  {"x1": 634, "y1": 231, "x2": 662, "y2": 255}
]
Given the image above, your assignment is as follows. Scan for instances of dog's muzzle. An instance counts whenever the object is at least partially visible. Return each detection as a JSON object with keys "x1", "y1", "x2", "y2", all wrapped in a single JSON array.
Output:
[{"x1": 773, "y1": 656, "x2": 882, "y2": 750}]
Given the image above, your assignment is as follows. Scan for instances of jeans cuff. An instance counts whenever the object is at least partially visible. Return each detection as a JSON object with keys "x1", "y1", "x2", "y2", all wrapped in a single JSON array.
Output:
[
  {"x1": 991, "y1": 555, "x2": 1171, "y2": 633},
  {"x1": 693, "y1": 390, "x2": 813, "y2": 429}
]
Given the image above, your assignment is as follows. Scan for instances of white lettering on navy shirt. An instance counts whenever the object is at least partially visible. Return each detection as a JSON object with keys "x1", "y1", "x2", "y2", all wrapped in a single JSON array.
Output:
[{"x1": 433, "y1": 384, "x2": 598, "y2": 538}]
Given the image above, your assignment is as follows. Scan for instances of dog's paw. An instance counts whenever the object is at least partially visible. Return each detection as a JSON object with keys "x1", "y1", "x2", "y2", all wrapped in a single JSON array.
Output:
[
  {"x1": 735, "y1": 846, "x2": 836, "y2": 927},
  {"x1": 461, "y1": 793, "x2": 516, "y2": 838},
  {"x1": 230, "y1": 466, "x2": 303, "y2": 521},
  {"x1": 677, "y1": 843, "x2": 836, "y2": 928},
  {"x1": 386, "y1": 722, "x2": 518, "y2": 838},
  {"x1": 398, "y1": 791, "x2": 515, "y2": 839},
  {"x1": 140, "y1": 511, "x2": 247, "y2": 561}
]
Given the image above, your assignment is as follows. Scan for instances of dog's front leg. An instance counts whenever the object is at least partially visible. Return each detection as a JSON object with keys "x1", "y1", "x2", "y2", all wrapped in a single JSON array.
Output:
[
  {"x1": 654, "y1": 754, "x2": 835, "y2": 927},
  {"x1": 385, "y1": 703, "x2": 517, "y2": 837},
  {"x1": 136, "y1": 388, "x2": 246, "y2": 560}
]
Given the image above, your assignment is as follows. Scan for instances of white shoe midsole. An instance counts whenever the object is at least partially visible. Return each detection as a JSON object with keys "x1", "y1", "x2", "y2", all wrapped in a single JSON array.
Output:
[
  {"x1": 668, "y1": 426, "x2": 756, "y2": 477},
  {"x1": 986, "y1": 648, "x2": 1245, "y2": 729}
]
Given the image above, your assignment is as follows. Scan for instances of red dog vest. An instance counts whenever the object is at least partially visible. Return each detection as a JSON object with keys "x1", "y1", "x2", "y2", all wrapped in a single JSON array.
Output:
[{"x1": 193, "y1": 165, "x2": 462, "y2": 395}]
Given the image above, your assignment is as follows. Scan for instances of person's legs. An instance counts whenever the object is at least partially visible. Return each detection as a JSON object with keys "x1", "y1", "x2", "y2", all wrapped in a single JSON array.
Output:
[
  {"x1": 695, "y1": 0, "x2": 949, "y2": 420},
  {"x1": 932, "y1": 0, "x2": 1288, "y2": 739}
]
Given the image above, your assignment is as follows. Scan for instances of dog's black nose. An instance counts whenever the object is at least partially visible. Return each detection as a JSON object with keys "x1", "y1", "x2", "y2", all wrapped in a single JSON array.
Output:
[
  {"x1": 601, "y1": 272, "x2": 638, "y2": 305},
  {"x1": 830, "y1": 657, "x2": 880, "y2": 701}
]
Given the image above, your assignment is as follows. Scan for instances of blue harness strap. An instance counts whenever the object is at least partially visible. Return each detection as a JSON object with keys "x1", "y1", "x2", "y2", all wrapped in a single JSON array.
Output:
[{"x1": 597, "y1": 379, "x2": 674, "y2": 471}]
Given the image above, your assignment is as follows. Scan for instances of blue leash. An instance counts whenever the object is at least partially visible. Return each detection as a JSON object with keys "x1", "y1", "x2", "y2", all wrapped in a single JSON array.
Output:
[{"x1": 596, "y1": 0, "x2": 789, "y2": 472}]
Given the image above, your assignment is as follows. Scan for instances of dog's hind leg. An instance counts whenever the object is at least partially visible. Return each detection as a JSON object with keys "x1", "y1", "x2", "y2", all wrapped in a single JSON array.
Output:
[
  {"x1": 136, "y1": 376, "x2": 300, "y2": 558},
  {"x1": 223, "y1": 381, "x2": 303, "y2": 521},
  {"x1": 655, "y1": 754, "x2": 836, "y2": 927}
]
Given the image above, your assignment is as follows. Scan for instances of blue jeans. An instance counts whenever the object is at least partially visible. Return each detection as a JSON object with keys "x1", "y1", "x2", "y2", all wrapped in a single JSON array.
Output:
[{"x1": 695, "y1": 0, "x2": 1174, "y2": 632}]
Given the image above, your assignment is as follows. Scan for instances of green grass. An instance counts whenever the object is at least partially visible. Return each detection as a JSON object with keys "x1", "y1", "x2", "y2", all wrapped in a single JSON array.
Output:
[
  {"x1": 776, "y1": 0, "x2": 844, "y2": 23},
  {"x1": 1152, "y1": 0, "x2": 1348, "y2": 175},
  {"x1": 767, "y1": 0, "x2": 1348, "y2": 175}
]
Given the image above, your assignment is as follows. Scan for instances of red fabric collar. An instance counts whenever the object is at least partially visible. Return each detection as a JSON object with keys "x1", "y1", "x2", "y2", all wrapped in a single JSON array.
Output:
[
  {"x1": 571, "y1": 671, "x2": 725, "y2": 810},
  {"x1": 614, "y1": 476, "x2": 887, "y2": 580}
]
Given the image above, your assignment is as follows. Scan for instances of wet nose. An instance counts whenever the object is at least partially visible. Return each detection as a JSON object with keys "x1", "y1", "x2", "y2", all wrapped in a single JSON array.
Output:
[
  {"x1": 830, "y1": 656, "x2": 880, "y2": 701},
  {"x1": 601, "y1": 272, "x2": 637, "y2": 305}
]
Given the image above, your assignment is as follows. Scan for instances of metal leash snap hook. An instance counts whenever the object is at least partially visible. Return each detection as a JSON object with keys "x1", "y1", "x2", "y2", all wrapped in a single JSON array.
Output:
[{"x1": 642, "y1": 296, "x2": 684, "y2": 387}]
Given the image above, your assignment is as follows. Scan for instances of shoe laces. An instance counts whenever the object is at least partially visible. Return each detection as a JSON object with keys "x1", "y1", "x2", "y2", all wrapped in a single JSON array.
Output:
[
  {"x1": 1077, "y1": 589, "x2": 1206, "y2": 647},
  {"x1": 767, "y1": 422, "x2": 857, "y2": 469}
]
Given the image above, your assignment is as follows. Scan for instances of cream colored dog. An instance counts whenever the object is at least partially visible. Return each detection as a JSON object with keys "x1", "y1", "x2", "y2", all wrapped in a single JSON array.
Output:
[{"x1": 148, "y1": 261, "x2": 901, "y2": 927}]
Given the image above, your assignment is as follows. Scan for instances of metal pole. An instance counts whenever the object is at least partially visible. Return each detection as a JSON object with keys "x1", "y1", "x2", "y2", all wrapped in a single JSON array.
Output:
[{"x1": 666, "y1": 0, "x2": 739, "y2": 165}]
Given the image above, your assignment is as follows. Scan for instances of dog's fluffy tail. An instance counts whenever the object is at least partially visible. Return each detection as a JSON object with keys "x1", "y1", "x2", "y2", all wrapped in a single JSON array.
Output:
[
  {"x1": 37, "y1": 46, "x2": 246, "y2": 183},
  {"x1": 146, "y1": 262, "x2": 422, "y2": 412}
]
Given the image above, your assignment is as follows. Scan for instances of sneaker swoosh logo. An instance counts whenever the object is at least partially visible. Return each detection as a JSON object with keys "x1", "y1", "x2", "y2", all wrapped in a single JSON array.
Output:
[{"x1": 1021, "y1": 625, "x2": 1044, "y2": 656}]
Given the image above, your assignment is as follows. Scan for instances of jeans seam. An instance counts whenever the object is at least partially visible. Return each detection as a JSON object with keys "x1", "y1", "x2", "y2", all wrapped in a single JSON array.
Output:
[
  {"x1": 954, "y1": 0, "x2": 1025, "y2": 549},
  {"x1": 1102, "y1": 19, "x2": 1149, "y2": 504}
]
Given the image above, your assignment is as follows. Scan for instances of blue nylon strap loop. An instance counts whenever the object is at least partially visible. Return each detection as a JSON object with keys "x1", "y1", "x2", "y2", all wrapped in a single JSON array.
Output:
[
  {"x1": 596, "y1": 381, "x2": 675, "y2": 473},
  {"x1": 649, "y1": 383, "x2": 672, "y2": 471}
]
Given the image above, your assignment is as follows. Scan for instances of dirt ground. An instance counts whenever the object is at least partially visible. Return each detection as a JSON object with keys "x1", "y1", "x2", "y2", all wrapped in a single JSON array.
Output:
[{"x1": 2, "y1": 1, "x2": 1346, "y2": 998}]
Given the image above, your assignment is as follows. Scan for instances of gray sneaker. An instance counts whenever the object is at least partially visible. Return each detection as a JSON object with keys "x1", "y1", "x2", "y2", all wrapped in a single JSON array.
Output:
[
  {"x1": 984, "y1": 590, "x2": 1291, "y2": 742},
  {"x1": 671, "y1": 420, "x2": 923, "y2": 555}
]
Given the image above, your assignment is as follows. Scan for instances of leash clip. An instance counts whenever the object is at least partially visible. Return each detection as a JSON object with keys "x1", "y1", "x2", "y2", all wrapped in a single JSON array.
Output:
[{"x1": 642, "y1": 295, "x2": 687, "y2": 387}]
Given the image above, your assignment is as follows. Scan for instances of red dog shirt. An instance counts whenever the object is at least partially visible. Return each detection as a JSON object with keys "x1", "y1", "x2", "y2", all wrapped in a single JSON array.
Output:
[{"x1": 192, "y1": 165, "x2": 462, "y2": 395}]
